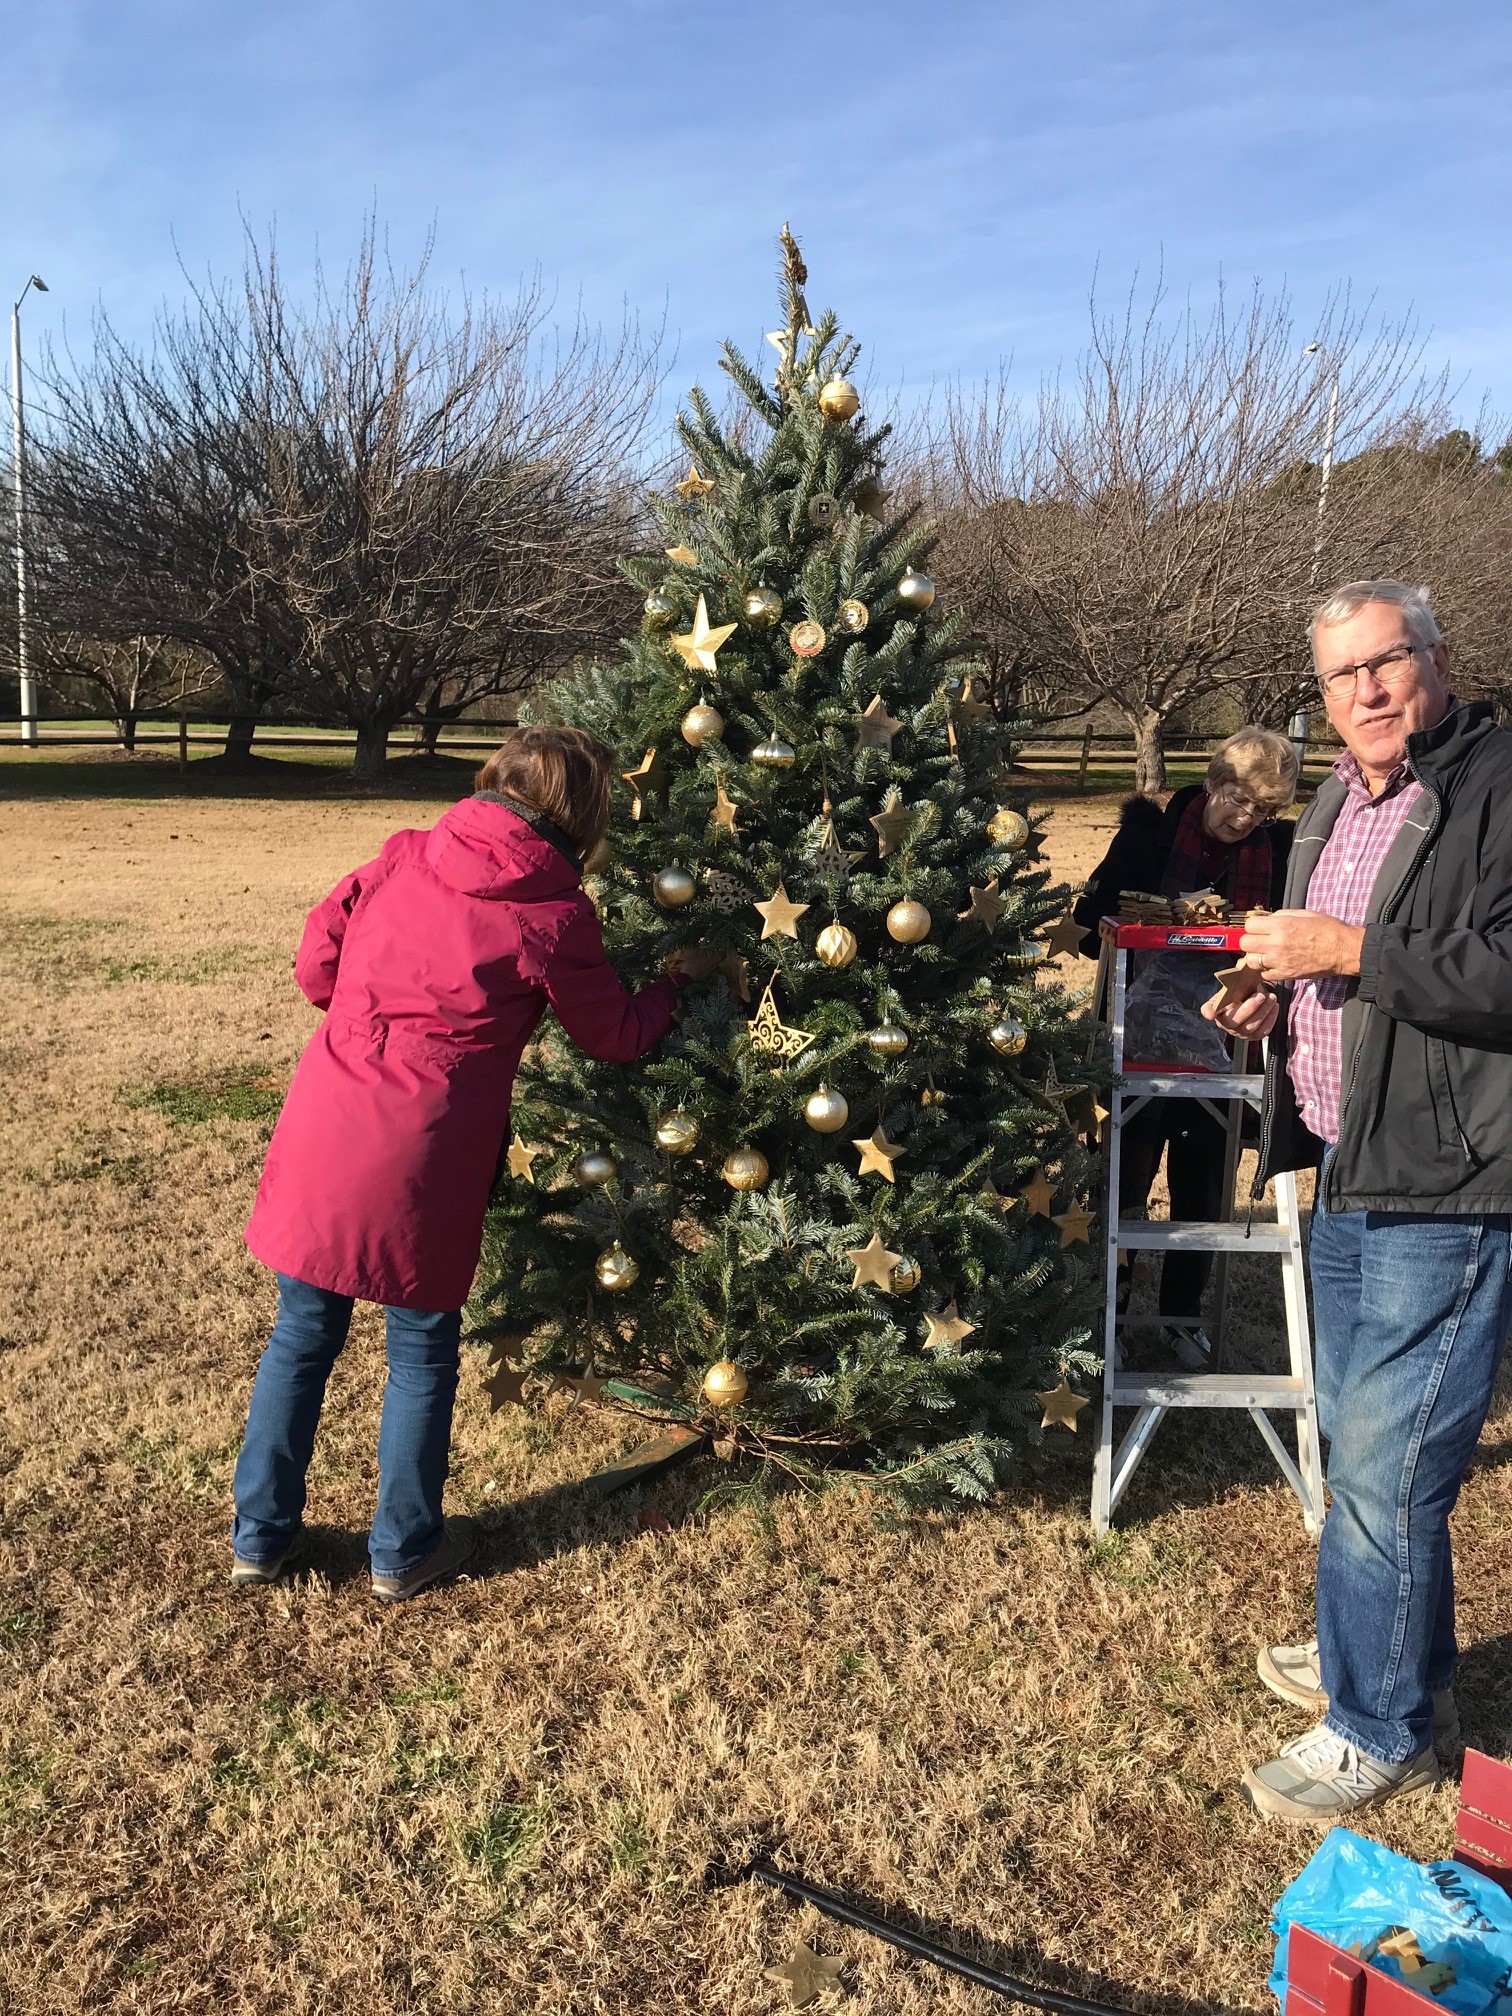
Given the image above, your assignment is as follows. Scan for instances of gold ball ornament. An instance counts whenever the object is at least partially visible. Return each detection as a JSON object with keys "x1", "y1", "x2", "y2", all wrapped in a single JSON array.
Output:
[
  {"x1": 837, "y1": 597, "x2": 870, "y2": 634},
  {"x1": 582, "y1": 836, "x2": 612, "y2": 875},
  {"x1": 818, "y1": 376, "x2": 861, "y2": 421},
  {"x1": 815, "y1": 922, "x2": 859, "y2": 969},
  {"x1": 868, "y1": 1023, "x2": 910, "y2": 1057},
  {"x1": 654, "y1": 1110, "x2": 701, "y2": 1156},
  {"x1": 988, "y1": 808, "x2": 1031, "y2": 850},
  {"x1": 989, "y1": 1015, "x2": 1029, "y2": 1057},
  {"x1": 751, "y1": 735, "x2": 797, "y2": 770},
  {"x1": 807, "y1": 493, "x2": 840, "y2": 529},
  {"x1": 889, "y1": 1256, "x2": 923, "y2": 1295},
  {"x1": 804, "y1": 1085, "x2": 851, "y2": 1134},
  {"x1": 652, "y1": 864, "x2": 697, "y2": 908},
  {"x1": 896, "y1": 568, "x2": 937, "y2": 612},
  {"x1": 721, "y1": 1147, "x2": 770, "y2": 1192},
  {"x1": 702, "y1": 1359, "x2": 749, "y2": 1407},
  {"x1": 595, "y1": 1243, "x2": 640, "y2": 1292},
  {"x1": 743, "y1": 585, "x2": 784, "y2": 629},
  {"x1": 789, "y1": 618, "x2": 826, "y2": 657},
  {"x1": 886, "y1": 899, "x2": 932, "y2": 944},
  {"x1": 680, "y1": 701, "x2": 725, "y2": 748},
  {"x1": 642, "y1": 589, "x2": 678, "y2": 627},
  {"x1": 573, "y1": 1150, "x2": 618, "y2": 1188}
]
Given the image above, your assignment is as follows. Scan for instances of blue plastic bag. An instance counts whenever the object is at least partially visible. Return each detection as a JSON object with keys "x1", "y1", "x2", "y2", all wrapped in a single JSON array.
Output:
[{"x1": 1269, "y1": 1828, "x2": 1512, "y2": 2012}]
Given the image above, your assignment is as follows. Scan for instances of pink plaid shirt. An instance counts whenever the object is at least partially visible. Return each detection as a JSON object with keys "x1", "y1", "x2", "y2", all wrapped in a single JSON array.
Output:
[{"x1": 1286, "y1": 753, "x2": 1423, "y2": 1143}]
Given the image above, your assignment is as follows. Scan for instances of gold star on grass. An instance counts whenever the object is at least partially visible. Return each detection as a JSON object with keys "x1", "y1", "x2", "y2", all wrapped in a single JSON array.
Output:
[
  {"x1": 1020, "y1": 1168, "x2": 1056, "y2": 1217},
  {"x1": 664, "y1": 543, "x2": 698, "y2": 566},
  {"x1": 672, "y1": 461, "x2": 715, "y2": 502},
  {"x1": 621, "y1": 747, "x2": 668, "y2": 821},
  {"x1": 670, "y1": 594, "x2": 738, "y2": 674},
  {"x1": 852, "y1": 1128, "x2": 905, "y2": 1182},
  {"x1": 569, "y1": 1370, "x2": 608, "y2": 1403},
  {"x1": 764, "y1": 1941, "x2": 845, "y2": 2009},
  {"x1": 484, "y1": 1360, "x2": 528, "y2": 1411},
  {"x1": 710, "y1": 778, "x2": 740, "y2": 836},
  {"x1": 1052, "y1": 1202, "x2": 1095, "y2": 1247},
  {"x1": 753, "y1": 881, "x2": 810, "y2": 940},
  {"x1": 869, "y1": 791, "x2": 914, "y2": 857},
  {"x1": 506, "y1": 1137, "x2": 541, "y2": 1183},
  {"x1": 846, "y1": 1232, "x2": 904, "y2": 1291},
  {"x1": 854, "y1": 694, "x2": 903, "y2": 751},
  {"x1": 1044, "y1": 912, "x2": 1086, "y2": 959},
  {"x1": 958, "y1": 876, "x2": 1007, "y2": 931},
  {"x1": 923, "y1": 1300, "x2": 977, "y2": 1353},
  {"x1": 1036, "y1": 1377, "x2": 1090, "y2": 1432}
]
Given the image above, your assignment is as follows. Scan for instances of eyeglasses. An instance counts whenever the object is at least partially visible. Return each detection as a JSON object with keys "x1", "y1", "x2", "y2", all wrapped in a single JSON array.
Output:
[
  {"x1": 1212, "y1": 783, "x2": 1272, "y2": 824},
  {"x1": 1318, "y1": 641, "x2": 1425, "y2": 701}
]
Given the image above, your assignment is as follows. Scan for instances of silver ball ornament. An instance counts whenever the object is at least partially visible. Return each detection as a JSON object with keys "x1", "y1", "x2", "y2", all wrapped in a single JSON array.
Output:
[
  {"x1": 573, "y1": 1150, "x2": 618, "y2": 1187},
  {"x1": 652, "y1": 864, "x2": 697, "y2": 908},
  {"x1": 803, "y1": 1085, "x2": 850, "y2": 1134}
]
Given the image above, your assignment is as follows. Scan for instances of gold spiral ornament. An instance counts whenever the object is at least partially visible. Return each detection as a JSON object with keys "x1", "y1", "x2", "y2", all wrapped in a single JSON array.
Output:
[
  {"x1": 837, "y1": 597, "x2": 870, "y2": 634},
  {"x1": 815, "y1": 923, "x2": 858, "y2": 969},
  {"x1": 789, "y1": 619, "x2": 826, "y2": 657},
  {"x1": 988, "y1": 808, "x2": 1031, "y2": 850}
]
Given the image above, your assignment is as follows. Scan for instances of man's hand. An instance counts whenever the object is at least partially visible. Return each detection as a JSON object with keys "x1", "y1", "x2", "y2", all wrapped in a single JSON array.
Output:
[
  {"x1": 1201, "y1": 977, "x2": 1280, "y2": 1040},
  {"x1": 1239, "y1": 909, "x2": 1364, "y2": 984}
]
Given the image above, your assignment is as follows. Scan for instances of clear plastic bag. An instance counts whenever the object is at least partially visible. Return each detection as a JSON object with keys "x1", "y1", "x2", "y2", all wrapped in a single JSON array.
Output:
[{"x1": 1121, "y1": 950, "x2": 1232, "y2": 1072}]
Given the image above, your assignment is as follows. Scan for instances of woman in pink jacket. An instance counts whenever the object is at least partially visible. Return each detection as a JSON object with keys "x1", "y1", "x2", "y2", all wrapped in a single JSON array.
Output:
[{"x1": 233, "y1": 726, "x2": 707, "y2": 1600}]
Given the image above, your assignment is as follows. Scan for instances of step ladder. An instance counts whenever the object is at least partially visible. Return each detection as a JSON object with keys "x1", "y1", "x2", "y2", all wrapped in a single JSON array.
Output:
[{"x1": 1087, "y1": 920, "x2": 1323, "y2": 1538}]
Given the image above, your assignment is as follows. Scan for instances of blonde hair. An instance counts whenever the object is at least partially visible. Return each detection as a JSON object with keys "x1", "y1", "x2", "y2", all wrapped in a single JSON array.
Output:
[
  {"x1": 475, "y1": 724, "x2": 616, "y2": 858},
  {"x1": 1206, "y1": 728, "x2": 1299, "y2": 811}
]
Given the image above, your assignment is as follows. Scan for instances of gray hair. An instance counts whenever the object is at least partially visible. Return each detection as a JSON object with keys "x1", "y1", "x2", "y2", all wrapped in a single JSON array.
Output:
[
  {"x1": 1206, "y1": 727, "x2": 1300, "y2": 810},
  {"x1": 1309, "y1": 580, "x2": 1443, "y2": 657}
]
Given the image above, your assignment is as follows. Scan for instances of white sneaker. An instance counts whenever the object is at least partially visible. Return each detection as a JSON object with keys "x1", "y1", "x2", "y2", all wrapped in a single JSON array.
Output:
[
  {"x1": 1165, "y1": 1325, "x2": 1213, "y2": 1371},
  {"x1": 1242, "y1": 1722, "x2": 1439, "y2": 1822},
  {"x1": 1257, "y1": 1639, "x2": 1459, "y2": 1745}
]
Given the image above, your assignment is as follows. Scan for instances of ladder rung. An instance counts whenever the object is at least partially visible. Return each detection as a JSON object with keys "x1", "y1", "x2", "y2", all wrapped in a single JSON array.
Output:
[
  {"x1": 1116, "y1": 1073, "x2": 1262, "y2": 1101},
  {"x1": 1109, "y1": 1373, "x2": 1305, "y2": 1408},
  {"x1": 1115, "y1": 1221, "x2": 1291, "y2": 1252}
]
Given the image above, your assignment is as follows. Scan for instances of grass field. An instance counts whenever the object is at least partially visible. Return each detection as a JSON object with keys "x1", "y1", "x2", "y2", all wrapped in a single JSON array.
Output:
[{"x1": 1, "y1": 747, "x2": 1508, "y2": 2015}]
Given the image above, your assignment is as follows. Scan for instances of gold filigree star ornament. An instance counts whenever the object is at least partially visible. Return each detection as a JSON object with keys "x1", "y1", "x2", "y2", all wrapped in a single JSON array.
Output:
[{"x1": 745, "y1": 977, "x2": 816, "y2": 1063}]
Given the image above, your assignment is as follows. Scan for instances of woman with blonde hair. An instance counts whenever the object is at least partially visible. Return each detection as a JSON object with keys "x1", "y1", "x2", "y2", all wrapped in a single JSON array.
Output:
[{"x1": 1073, "y1": 727, "x2": 1300, "y2": 1365}]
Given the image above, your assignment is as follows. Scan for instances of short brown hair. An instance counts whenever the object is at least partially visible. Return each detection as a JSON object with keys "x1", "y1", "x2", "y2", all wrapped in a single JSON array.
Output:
[
  {"x1": 475, "y1": 724, "x2": 616, "y2": 858},
  {"x1": 1205, "y1": 727, "x2": 1299, "y2": 812}
]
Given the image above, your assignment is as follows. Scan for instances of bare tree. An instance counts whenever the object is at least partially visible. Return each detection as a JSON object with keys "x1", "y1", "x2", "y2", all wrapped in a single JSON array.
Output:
[
  {"x1": 35, "y1": 631, "x2": 217, "y2": 750},
  {"x1": 926, "y1": 280, "x2": 1446, "y2": 790}
]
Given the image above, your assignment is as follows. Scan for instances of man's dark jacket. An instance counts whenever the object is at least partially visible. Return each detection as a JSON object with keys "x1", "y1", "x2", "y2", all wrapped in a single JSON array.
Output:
[
  {"x1": 1257, "y1": 701, "x2": 1512, "y2": 1215},
  {"x1": 1072, "y1": 784, "x2": 1294, "y2": 958}
]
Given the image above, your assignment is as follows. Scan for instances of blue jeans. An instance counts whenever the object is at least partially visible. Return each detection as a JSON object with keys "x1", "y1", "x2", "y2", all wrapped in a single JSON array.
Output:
[
  {"x1": 231, "y1": 1273, "x2": 462, "y2": 1578},
  {"x1": 1310, "y1": 1175, "x2": 1512, "y2": 1764}
]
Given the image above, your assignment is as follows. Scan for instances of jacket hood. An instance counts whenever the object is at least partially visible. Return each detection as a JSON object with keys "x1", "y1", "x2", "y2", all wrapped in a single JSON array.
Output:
[
  {"x1": 1409, "y1": 699, "x2": 1498, "y2": 785},
  {"x1": 423, "y1": 796, "x2": 582, "y2": 902}
]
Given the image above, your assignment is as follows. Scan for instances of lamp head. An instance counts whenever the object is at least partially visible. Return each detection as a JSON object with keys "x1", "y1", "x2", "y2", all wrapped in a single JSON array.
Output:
[{"x1": 30, "y1": 277, "x2": 48, "y2": 293}]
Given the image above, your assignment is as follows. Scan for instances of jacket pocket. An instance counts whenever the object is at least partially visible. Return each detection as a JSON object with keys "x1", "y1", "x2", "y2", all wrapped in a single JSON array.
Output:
[{"x1": 1440, "y1": 1041, "x2": 1487, "y2": 1170}]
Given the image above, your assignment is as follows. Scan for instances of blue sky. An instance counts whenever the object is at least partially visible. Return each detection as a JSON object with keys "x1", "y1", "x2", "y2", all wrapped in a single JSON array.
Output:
[{"x1": 7, "y1": 0, "x2": 1512, "y2": 433}]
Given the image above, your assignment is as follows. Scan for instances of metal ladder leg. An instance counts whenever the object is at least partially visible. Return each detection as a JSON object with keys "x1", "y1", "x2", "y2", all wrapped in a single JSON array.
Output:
[
  {"x1": 1091, "y1": 941, "x2": 1127, "y2": 1538},
  {"x1": 1276, "y1": 1168, "x2": 1324, "y2": 1531}
]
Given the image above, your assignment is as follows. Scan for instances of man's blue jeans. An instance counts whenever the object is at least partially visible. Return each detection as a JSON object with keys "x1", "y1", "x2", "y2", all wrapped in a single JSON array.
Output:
[
  {"x1": 231, "y1": 1273, "x2": 462, "y2": 1578},
  {"x1": 1310, "y1": 1180, "x2": 1512, "y2": 1764}
]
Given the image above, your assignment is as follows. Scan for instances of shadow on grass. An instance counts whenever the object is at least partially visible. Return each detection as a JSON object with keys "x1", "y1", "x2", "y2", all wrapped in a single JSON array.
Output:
[{"x1": 0, "y1": 747, "x2": 482, "y2": 803}]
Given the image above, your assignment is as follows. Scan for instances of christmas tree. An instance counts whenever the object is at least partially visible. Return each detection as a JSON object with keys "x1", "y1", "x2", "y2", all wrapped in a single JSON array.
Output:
[{"x1": 475, "y1": 230, "x2": 1100, "y2": 1502}]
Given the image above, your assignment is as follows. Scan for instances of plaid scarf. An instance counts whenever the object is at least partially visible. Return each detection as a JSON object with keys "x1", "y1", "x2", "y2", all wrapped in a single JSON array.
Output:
[{"x1": 1160, "y1": 791, "x2": 1275, "y2": 911}]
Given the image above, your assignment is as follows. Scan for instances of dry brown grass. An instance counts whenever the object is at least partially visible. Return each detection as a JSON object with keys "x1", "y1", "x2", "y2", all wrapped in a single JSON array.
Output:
[{"x1": 1, "y1": 769, "x2": 1508, "y2": 2015}]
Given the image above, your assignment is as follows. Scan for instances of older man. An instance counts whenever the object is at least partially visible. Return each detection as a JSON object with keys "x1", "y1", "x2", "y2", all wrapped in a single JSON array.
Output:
[{"x1": 1205, "y1": 580, "x2": 1512, "y2": 1822}]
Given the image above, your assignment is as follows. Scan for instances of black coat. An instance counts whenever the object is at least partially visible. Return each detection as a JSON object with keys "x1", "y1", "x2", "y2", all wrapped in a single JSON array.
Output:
[
  {"x1": 1072, "y1": 785, "x2": 1295, "y2": 958},
  {"x1": 1257, "y1": 702, "x2": 1512, "y2": 1215}
]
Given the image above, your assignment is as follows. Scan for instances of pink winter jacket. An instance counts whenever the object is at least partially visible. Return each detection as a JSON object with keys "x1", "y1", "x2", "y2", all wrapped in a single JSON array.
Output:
[{"x1": 245, "y1": 796, "x2": 682, "y2": 1310}]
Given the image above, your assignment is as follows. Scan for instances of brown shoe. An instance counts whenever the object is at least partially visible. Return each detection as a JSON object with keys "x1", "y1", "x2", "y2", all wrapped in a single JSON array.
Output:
[{"x1": 371, "y1": 1517, "x2": 478, "y2": 1603}]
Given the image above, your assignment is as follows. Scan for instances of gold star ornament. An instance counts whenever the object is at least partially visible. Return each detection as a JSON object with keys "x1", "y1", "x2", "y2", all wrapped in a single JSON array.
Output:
[
  {"x1": 672, "y1": 461, "x2": 715, "y2": 502},
  {"x1": 664, "y1": 543, "x2": 698, "y2": 566},
  {"x1": 852, "y1": 1128, "x2": 905, "y2": 1182},
  {"x1": 710, "y1": 778, "x2": 740, "y2": 836},
  {"x1": 854, "y1": 694, "x2": 904, "y2": 751},
  {"x1": 621, "y1": 747, "x2": 668, "y2": 821},
  {"x1": 958, "y1": 876, "x2": 1007, "y2": 931},
  {"x1": 846, "y1": 1232, "x2": 904, "y2": 1291},
  {"x1": 1052, "y1": 1202, "x2": 1095, "y2": 1248},
  {"x1": 506, "y1": 1137, "x2": 541, "y2": 1183},
  {"x1": 764, "y1": 1940, "x2": 845, "y2": 2010},
  {"x1": 923, "y1": 1300, "x2": 977, "y2": 1353},
  {"x1": 670, "y1": 594, "x2": 738, "y2": 674},
  {"x1": 485, "y1": 1360, "x2": 528, "y2": 1411},
  {"x1": 1036, "y1": 1377, "x2": 1090, "y2": 1432},
  {"x1": 869, "y1": 791, "x2": 914, "y2": 857},
  {"x1": 1020, "y1": 1168, "x2": 1056, "y2": 1217},
  {"x1": 753, "y1": 881, "x2": 810, "y2": 941},
  {"x1": 745, "y1": 977, "x2": 815, "y2": 1061},
  {"x1": 1044, "y1": 912, "x2": 1086, "y2": 959}
]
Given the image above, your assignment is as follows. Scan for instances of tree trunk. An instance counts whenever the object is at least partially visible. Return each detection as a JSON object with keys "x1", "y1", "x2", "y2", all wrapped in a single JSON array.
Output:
[
  {"x1": 351, "y1": 720, "x2": 391, "y2": 781},
  {"x1": 1133, "y1": 710, "x2": 1167, "y2": 796},
  {"x1": 119, "y1": 713, "x2": 137, "y2": 753},
  {"x1": 222, "y1": 713, "x2": 259, "y2": 767}
]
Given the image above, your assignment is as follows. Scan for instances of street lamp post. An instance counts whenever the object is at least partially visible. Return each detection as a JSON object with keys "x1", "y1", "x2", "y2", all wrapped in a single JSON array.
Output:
[
  {"x1": 10, "y1": 273, "x2": 48, "y2": 747},
  {"x1": 1290, "y1": 343, "x2": 1341, "y2": 770}
]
